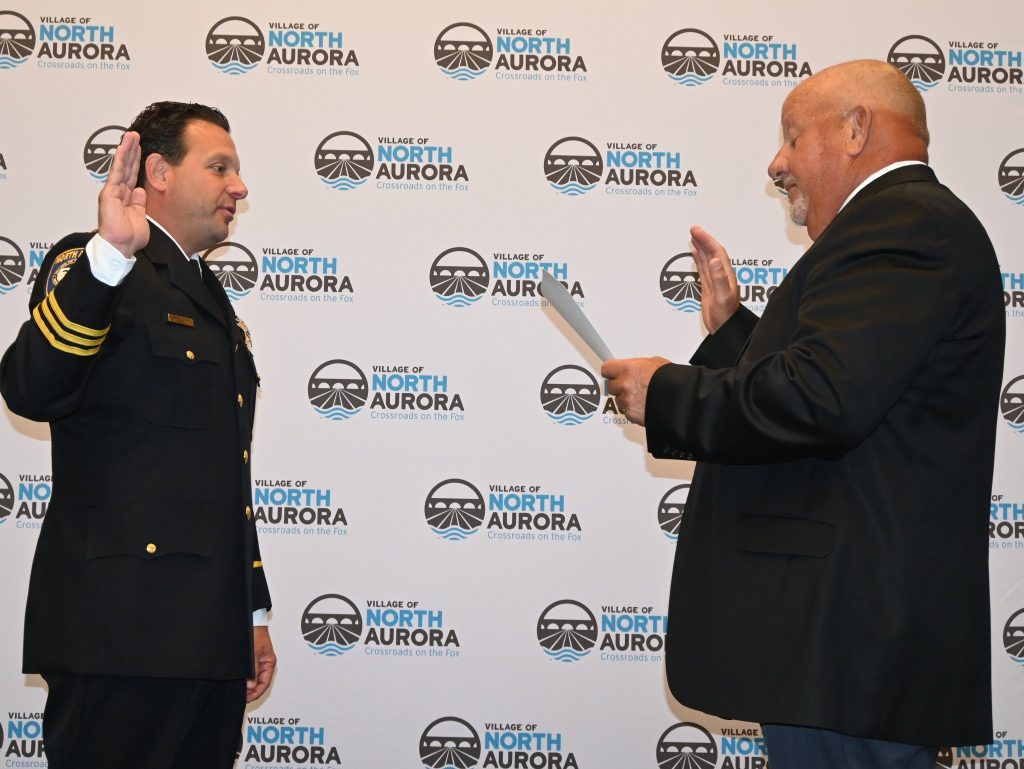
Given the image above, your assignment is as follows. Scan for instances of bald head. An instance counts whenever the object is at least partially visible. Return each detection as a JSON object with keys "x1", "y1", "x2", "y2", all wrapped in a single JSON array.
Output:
[
  {"x1": 790, "y1": 59, "x2": 930, "y2": 149},
  {"x1": 768, "y1": 59, "x2": 930, "y2": 240}
]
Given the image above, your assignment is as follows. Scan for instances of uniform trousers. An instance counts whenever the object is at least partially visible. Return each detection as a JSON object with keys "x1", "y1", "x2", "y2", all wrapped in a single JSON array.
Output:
[
  {"x1": 42, "y1": 672, "x2": 246, "y2": 769},
  {"x1": 762, "y1": 724, "x2": 938, "y2": 769}
]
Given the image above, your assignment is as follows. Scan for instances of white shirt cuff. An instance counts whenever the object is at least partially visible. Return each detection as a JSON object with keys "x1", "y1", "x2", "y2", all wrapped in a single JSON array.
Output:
[
  {"x1": 85, "y1": 233, "x2": 136, "y2": 287},
  {"x1": 253, "y1": 608, "x2": 269, "y2": 626}
]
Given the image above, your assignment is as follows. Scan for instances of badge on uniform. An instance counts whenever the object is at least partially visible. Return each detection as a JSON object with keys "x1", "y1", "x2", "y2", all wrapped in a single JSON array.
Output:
[
  {"x1": 235, "y1": 316, "x2": 253, "y2": 351},
  {"x1": 45, "y1": 248, "x2": 84, "y2": 295}
]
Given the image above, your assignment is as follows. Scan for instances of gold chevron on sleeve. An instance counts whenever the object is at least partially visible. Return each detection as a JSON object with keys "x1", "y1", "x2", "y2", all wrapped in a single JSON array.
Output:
[
  {"x1": 32, "y1": 292, "x2": 108, "y2": 356},
  {"x1": 253, "y1": 561, "x2": 264, "y2": 569}
]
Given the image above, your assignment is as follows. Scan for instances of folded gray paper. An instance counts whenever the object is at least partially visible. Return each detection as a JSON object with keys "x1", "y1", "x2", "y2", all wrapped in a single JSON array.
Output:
[{"x1": 541, "y1": 270, "x2": 614, "y2": 361}]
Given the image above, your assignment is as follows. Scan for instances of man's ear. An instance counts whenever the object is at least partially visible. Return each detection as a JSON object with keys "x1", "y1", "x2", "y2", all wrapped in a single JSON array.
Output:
[
  {"x1": 145, "y1": 153, "x2": 169, "y2": 191},
  {"x1": 844, "y1": 105, "x2": 871, "y2": 157}
]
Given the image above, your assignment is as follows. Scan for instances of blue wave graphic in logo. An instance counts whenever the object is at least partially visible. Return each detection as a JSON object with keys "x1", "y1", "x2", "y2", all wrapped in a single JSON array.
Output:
[
  {"x1": 1005, "y1": 192, "x2": 1024, "y2": 206},
  {"x1": 320, "y1": 176, "x2": 367, "y2": 191},
  {"x1": 213, "y1": 61, "x2": 258, "y2": 76},
  {"x1": 224, "y1": 288, "x2": 251, "y2": 302},
  {"x1": 431, "y1": 526, "x2": 478, "y2": 541},
  {"x1": 307, "y1": 641, "x2": 355, "y2": 657},
  {"x1": 1007, "y1": 421, "x2": 1024, "y2": 434},
  {"x1": 668, "y1": 72, "x2": 714, "y2": 87},
  {"x1": 0, "y1": 284, "x2": 19, "y2": 295},
  {"x1": 0, "y1": 56, "x2": 26, "y2": 69},
  {"x1": 442, "y1": 66, "x2": 487, "y2": 80},
  {"x1": 545, "y1": 411, "x2": 593, "y2": 426},
  {"x1": 1011, "y1": 654, "x2": 1024, "y2": 666},
  {"x1": 316, "y1": 406, "x2": 361, "y2": 421},
  {"x1": 667, "y1": 298, "x2": 701, "y2": 313},
  {"x1": 550, "y1": 182, "x2": 597, "y2": 197},
  {"x1": 88, "y1": 170, "x2": 109, "y2": 182},
  {"x1": 0, "y1": 516, "x2": 9, "y2": 525},
  {"x1": 909, "y1": 79, "x2": 938, "y2": 93},
  {"x1": 544, "y1": 647, "x2": 590, "y2": 662},
  {"x1": 436, "y1": 293, "x2": 479, "y2": 308},
  {"x1": 663, "y1": 531, "x2": 678, "y2": 543}
]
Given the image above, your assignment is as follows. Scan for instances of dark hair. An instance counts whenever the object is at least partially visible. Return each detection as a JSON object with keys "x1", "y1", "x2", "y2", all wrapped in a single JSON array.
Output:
[{"x1": 126, "y1": 101, "x2": 230, "y2": 188}]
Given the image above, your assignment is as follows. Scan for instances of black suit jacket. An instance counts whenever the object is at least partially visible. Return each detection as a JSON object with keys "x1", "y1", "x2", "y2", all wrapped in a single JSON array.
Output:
[
  {"x1": 1, "y1": 223, "x2": 270, "y2": 680},
  {"x1": 646, "y1": 165, "x2": 1003, "y2": 746}
]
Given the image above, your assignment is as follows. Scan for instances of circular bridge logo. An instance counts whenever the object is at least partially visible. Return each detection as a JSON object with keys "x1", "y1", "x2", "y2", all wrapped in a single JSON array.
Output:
[
  {"x1": 434, "y1": 23, "x2": 493, "y2": 81},
  {"x1": 1001, "y1": 375, "x2": 1024, "y2": 434},
  {"x1": 0, "y1": 11, "x2": 35, "y2": 69},
  {"x1": 83, "y1": 126, "x2": 126, "y2": 182},
  {"x1": 656, "y1": 723, "x2": 719, "y2": 769},
  {"x1": 0, "y1": 236, "x2": 25, "y2": 295},
  {"x1": 425, "y1": 479, "x2": 485, "y2": 541},
  {"x1": 0, "y1": 472, "x2": 14, "y2": 524},
  {"x1": 430, "y1": 247, "x2": 489, "y2": 307},
  {"x1": 315, "y1": 131, "x2": 374, "y2": 191},
  {"x1": 1005, "y1": 608, "x2": 1024, "y2": 666},
  {"x1": 206, "y1": 17, "x2": 265, "y2": 75},
  {"x1": 544, "y1": 137, "x2": 603, "y2": 196},
  {"x1": 301, "y1": 594, "x2": 363, "y2": 657},
  {"x1": 203, "y1": 242, "x2": 258, "y2": 300},
  {"x1": 887, "y1": 35, "x2": 945, "y2": 92},
  {"x1": 419, "y1": 717, "x2": 481, "y2": 769},
  {"x1": 998, "y1": 149, "x2": 1024, "y2": 206},
  {"x1": 308, "y1": 360, "x2": 369, "y2": 421},
  {"x1": 540, "y1": 365, "x2": 600, "y2": 425},
  {"x1": 536, "y1": 599, "x2": 598, "y2": 662},
  {"x1": 661, "y1": 29, "x2": 720, "y2": 86},
  {"x1": 658, "y1": 484, "x2": 689, "y2": 542},
  {"x1": 661, "y1": 253, "x2": 701, "y2": 312}
]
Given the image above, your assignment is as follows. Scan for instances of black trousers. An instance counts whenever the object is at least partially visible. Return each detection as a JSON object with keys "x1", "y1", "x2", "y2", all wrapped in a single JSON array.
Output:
[
  {"x1": 42, "y1": 673, "x2": 246, "y2": 769},
  {"x1": 762, "y1": 724, "x2": 938, "y2": 769}
]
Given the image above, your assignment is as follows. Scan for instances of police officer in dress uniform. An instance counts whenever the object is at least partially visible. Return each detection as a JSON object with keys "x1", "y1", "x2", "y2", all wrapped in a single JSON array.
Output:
[{"x1": 0, "y1": 102, "x2": 275, "y2": 769}]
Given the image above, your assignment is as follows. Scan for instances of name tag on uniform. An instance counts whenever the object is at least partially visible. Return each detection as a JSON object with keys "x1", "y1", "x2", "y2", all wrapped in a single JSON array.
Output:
[{"x1": 166, "y1": 313, "x2": 195, "y2": 327}]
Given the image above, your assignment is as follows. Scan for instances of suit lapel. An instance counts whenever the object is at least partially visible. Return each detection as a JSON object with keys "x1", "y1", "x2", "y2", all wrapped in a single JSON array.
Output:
[{"x1": 140, "y1": 223, "x2": 228, "y2": 328}]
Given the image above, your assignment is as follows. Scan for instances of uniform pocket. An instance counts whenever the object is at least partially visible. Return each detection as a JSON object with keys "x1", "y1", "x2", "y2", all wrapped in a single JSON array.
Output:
[
  {"x1": 85, "y1": 501, "x2": 212, "y2": 560},
  {"x1": 143, "y1": 322, "x2": 224, "y2": 428}
]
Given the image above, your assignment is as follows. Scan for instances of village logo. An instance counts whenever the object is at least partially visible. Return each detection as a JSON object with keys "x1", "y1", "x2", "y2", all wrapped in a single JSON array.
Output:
[
  {"x1": 537, "y1": 600, "x2": 598, "y2": 662},
  {"x1": 0, "y1": 236, "x2": 25, "y2": 295},
  {"x1": 82, "y1": 125, "x2": 126, "y2": 181},
  {"x1": 999, "y1": 149, "x2": 1024, "y2": 205},
  {"x1": 308, "y1": 359, "x2": 369, "y2": 420},
  {"x1": 541, "y1": 365, "x2": 600, "y2": 425},
  {"x1": 661, "y1": 253, "x2": 701, "y2": 312},
  {"x1": 887, "y1": 35, "x2": 945, "y2": 91},
  {"x1": 301, "y1": 594, "x2": 362, "y2": 656},
  {"x1": 0, "y1": 471, "x2": 13, "y2": 524},
  {"x1": 1001, "y1": 375, "x2": 1024, "y2": 433},
  {"x1": 315, "y1": 131, "x2": 374, "y2": 190},
  {"x1": 1006, "y1": 608, "x2": 1024, "y2": 666},
  {"x1": 430, "y1": 247, "x2": 489, "y2": 307},
  {"x1": 434, "y1": 22, "x2": 493, "y2": 80},
  {"x1": 425, "y1": 479, "x2": 485, "y2": 540},
  {"x1": 661, "y1": 29, "x2": 721, "y2": 86},
  {"x1": 656, "y1": 722, "x2": 719, "y2": 769},
  {"x1": 203, "y1": 241, "x2": 258, "y2": 300},
  {"x1": 0, "y1": 10, "x2": 35, "y2": 69},
  {"x1": 544, "y1": 137, "x2": 603, "y2": 196},
  {"x1": 420, "y1": 717, "x2": 481, "y2": 768},
  {"x1": 206, "y1": 17, "x2": 265, "y2": 75},
  {"x1": 658, "y1": 484, "x2": 689, "y2": 543}
]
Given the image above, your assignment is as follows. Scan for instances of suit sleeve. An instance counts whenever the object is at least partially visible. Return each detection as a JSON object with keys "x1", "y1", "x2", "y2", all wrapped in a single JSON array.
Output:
[
  {"x1": 689, "y1": 305, "x2": 759, "y2": 369},
  {"x1": 645, "y1": 193, "x2": 965, "y2": 464},
  {"x1": 252, "y1": 538, "x2": 271, "y2": 612},
  {"x1": 1, "y1": 234, "x2": 120, "y2": 421}
]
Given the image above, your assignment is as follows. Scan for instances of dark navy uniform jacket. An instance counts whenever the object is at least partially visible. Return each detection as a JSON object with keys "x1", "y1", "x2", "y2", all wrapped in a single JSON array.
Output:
[{"x1": 1, "y1": 223, "x2": 270, "y2": 680}]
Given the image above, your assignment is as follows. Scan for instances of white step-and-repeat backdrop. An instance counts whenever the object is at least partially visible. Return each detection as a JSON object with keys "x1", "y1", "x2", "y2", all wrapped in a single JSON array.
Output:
[{"x1": 1, "y1": 3, "x2": 1021, "y2": 768}]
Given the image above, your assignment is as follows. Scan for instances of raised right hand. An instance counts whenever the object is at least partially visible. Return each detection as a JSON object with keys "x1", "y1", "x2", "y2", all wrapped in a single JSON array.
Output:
[
  {"x1": 690, "y1": 225, "x2": 739, "y2": 334},
  {"x1": 97, "y1": 131, "x2": 149, "y2": 258}
]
